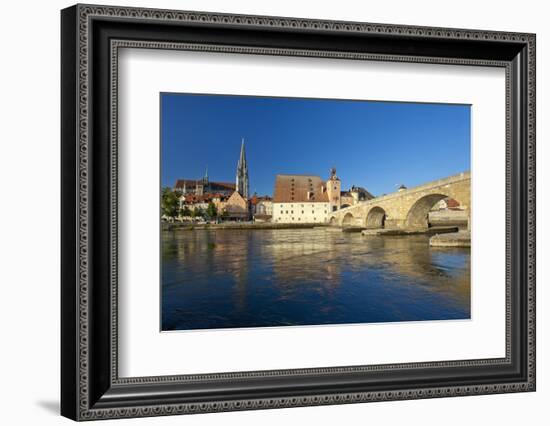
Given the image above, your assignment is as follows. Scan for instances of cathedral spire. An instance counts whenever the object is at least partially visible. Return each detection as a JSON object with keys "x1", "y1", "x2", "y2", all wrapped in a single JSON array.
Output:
[{"x1": 236, "y1": 138, "x2": 249, "y2": 199}]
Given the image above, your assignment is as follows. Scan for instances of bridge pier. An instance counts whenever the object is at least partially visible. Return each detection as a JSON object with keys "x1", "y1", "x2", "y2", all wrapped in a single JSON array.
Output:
[{"x1": 384, "y1": 219, "x2": 406, "y2": 230}]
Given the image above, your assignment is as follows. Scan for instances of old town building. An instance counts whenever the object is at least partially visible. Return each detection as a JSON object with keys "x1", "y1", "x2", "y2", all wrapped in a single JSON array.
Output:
[
  {"x1": 250, "y1": 194, "x2": 273, "y2": 222},
  {"x1": 272, "y1": 169, "x2": 375, "y2": 224},
  {"x1": 179, "y1": 193, "x2": 225, "y2": 214},
  {"x1": 223, "y1": 191, "x2": 249, "y2": 221},
  {"x1": 340, "y1": 185, "x2": 375, "y2": 208},
  {"x1": 272, "y1": 174, "x2": 330, "y2": 224},
  {"x1": 179, "y1": 191, "x2": 251, "y2": 221}
]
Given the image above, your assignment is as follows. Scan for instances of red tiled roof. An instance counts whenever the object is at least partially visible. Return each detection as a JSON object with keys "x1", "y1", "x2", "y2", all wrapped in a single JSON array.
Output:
[
  {"x1": 174, "y1": 179, "x2": 199, "y2": 189},
  {"x1": 209, "y1": 182, "x2": 236, "y2": 190},
  {"x1": 273, "y1": 175, "x2": 329, "y2": 203},
  {"x1": 446, "y1": 198, "x2": 460, "y2": 208}
]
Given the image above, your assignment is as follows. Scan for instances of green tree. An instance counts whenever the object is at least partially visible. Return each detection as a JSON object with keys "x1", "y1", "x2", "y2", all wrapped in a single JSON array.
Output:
[
  {"x1": 161, "y1": 187, "x2": 180, "y2": 220},
  {"x1": 181, "y1": 205, "x2": 192, "y2": 218},
  {"x1": 206, "y1": 202, "x2": 218, "y2": 219},
  {"x1": 191, "y1": 207, "x2": 205, "y2": 219}
]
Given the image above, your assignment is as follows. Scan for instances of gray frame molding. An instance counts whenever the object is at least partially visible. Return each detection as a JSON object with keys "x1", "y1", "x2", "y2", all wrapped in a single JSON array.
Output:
[{"x1": 61, "y1": 3, "x2": 536, "y2": 421}]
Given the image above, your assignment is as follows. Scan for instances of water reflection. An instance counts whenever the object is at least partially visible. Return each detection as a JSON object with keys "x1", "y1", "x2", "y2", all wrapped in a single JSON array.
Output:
[{"x1": 162, "y1": 228, "x2": 470, "y2": 331}]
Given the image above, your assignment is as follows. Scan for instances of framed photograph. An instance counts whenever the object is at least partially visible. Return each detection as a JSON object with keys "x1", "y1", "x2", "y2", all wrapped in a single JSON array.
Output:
[{"x1": 61, "y1": 4, "x2": 536, "y2": 421}]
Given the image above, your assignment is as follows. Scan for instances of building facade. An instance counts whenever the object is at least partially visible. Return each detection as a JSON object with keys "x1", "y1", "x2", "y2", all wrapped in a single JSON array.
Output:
[
  {"x1": 179, "y1": 193, "x2": 225, "y2": 216},
  {"x1": 272, "y1": 174, "x2": 330, "y2": 224},
  {"x1": 223, "y1": 191, "x2": 249, "y2": 220},
  {"x1": 250, "y1": 195, "x2": 273, "y2": 222},
  {"x1": 340, "y1": 185, "x2": 375, "y2": 207},
  {"x1": 254, "y1": 199, "x2": 273, "y2": 216}
]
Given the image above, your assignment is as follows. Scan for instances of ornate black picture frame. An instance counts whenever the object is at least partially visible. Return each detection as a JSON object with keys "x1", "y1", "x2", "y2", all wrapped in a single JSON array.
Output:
[{"x1": 61, "y1": 4, "x2": 536, "y2": 421}]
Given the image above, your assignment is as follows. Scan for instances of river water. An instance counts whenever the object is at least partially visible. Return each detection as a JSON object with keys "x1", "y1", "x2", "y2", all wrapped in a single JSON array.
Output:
[{"x1": 161, "y1": 228, "x2": 470, "y2": 331}]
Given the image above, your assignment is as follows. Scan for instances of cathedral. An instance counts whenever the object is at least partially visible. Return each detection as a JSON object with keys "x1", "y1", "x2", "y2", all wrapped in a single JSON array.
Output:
[
  {"x1": 173, "y1": 172, "x2": 235, "y2": 196},
  {"x1": 174, "y1": 139, "x2": 250, "y2": 200}
]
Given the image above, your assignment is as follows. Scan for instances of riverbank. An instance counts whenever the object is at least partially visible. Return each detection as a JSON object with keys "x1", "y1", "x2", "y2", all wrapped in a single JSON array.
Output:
[
  {"x1": 429, "y1": 230, "x2": 471, "y2": 247},
  {"x1": 162, "y1": 222, "x2": 326, "y2": 231}
]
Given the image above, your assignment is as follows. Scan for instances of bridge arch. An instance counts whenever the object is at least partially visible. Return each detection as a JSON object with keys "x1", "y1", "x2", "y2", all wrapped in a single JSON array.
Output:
[
  {"x1": 405, "y1": 194, "x2": 460, "y2": 229},
  {"x1": 324, "y1": 173, "x2": 470, "y2": 230},
  {"x1": 329, "y1": 216, "x2": 338, "y2": 226},
  {"x1": 365, "y1": 207, "x2": 386, "y2": 229},
  {"x1": 341, "y1": 212, "x2": 355, "y2": 227}
]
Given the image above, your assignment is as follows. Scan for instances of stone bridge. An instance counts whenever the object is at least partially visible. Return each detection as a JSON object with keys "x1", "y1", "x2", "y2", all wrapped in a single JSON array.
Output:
[{"x1": 328, "y1": 172, "x2": 470, "y2": 230}]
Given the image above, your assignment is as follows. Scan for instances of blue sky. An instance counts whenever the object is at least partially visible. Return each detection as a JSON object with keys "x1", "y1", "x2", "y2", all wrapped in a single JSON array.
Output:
[{"x1": 161, "y1": 93, "x2": 470, "y2": 197}]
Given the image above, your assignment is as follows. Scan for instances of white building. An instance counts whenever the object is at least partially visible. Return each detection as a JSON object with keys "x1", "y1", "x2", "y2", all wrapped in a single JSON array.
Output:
[
  {"x1": 255, "y1": 199, "x2": 273, "y2": 216},
  {"x1": 272, "y1": 174, "x2": 331, "y2": 224}
]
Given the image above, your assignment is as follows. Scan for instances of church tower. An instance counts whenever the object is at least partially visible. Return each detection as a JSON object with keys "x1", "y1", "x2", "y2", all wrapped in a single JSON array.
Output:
[
  {"x1": 236, "y1": 138, "x2": 249, "y2": 199},
  {"x1": 203, "y1": 166, "x2": 209, "y2": 186},
  {"x1": 326, "y1": 167, "x2": 341, "y2": 212}
]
